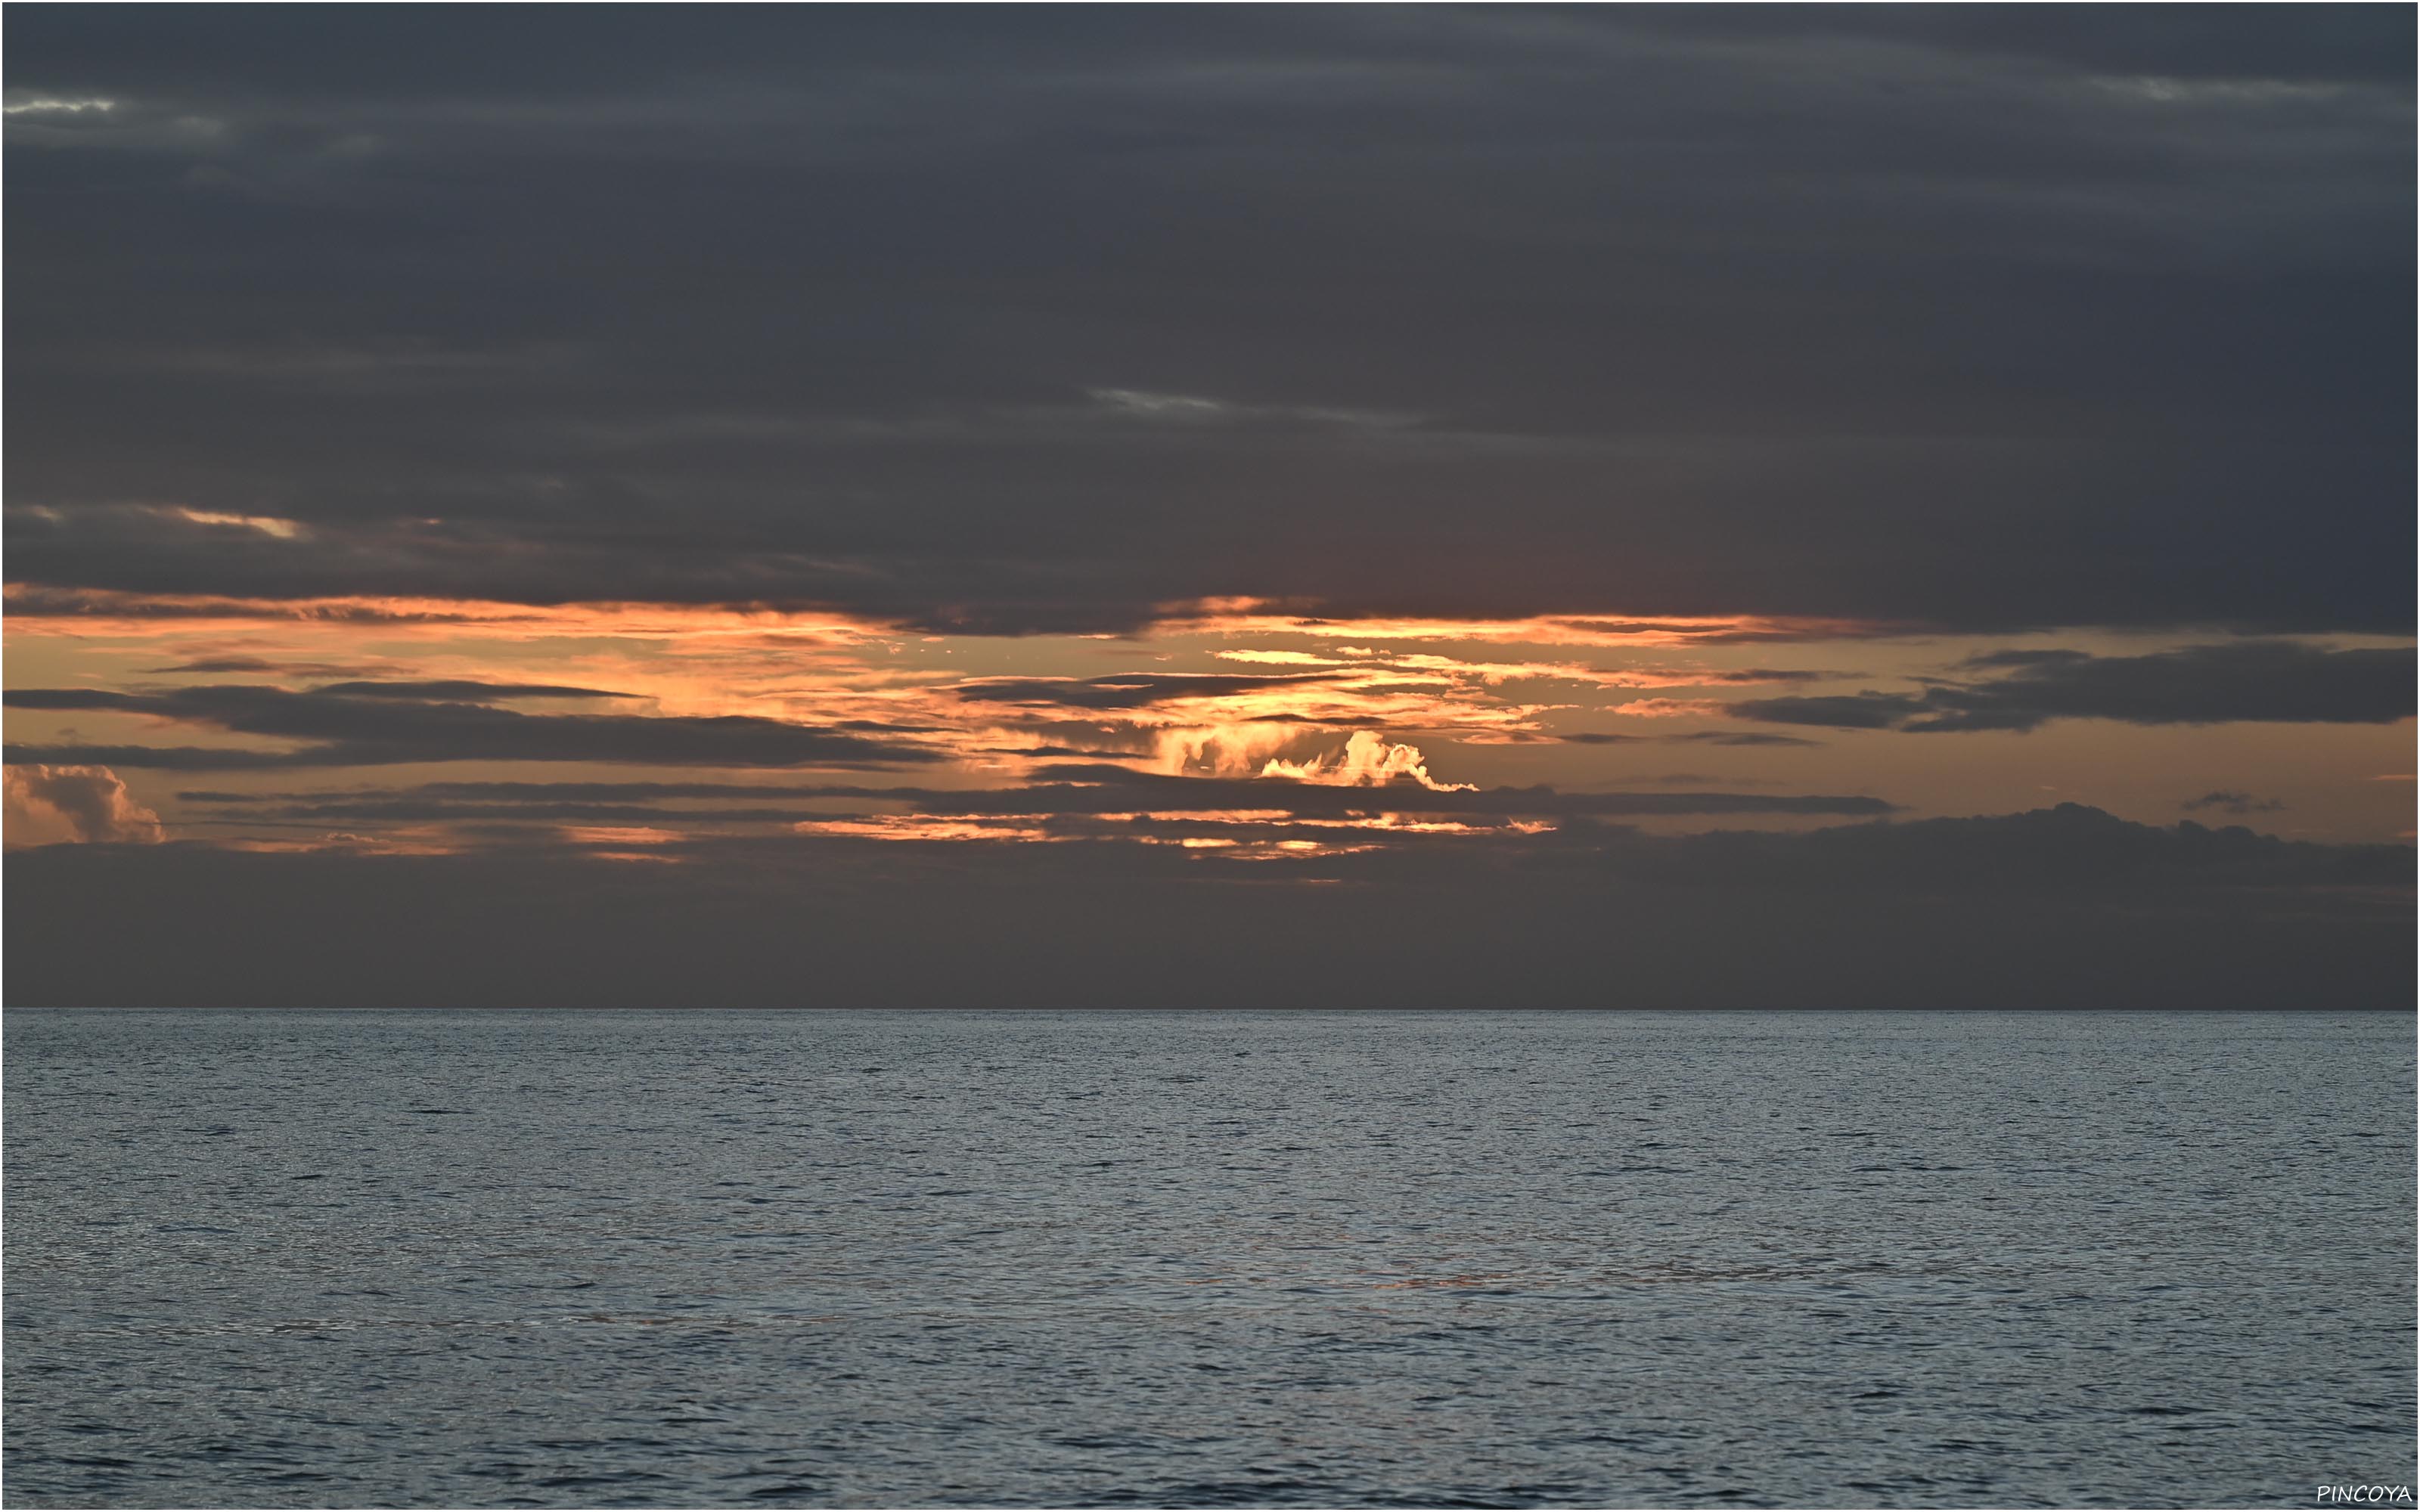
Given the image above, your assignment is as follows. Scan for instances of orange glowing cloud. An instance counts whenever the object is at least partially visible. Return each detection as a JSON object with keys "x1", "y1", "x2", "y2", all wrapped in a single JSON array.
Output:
[
  {"x1": 2, "y1": 764, "x2": 165, "y2": 847},
  {"x1": 560, "y1": 826, "x2": 681, "y2": 847},
  {"x1": 1260, "y1": 730, "x2": 1474, "y2": 792},
  {"x1": 1614, "y1": 697, "x2": 1733, "y2": 720},
  {"x1": 2, "y1": 581, "x2": 1914, "y2": 855},
  {"x1": 169, "y1": 508, "x2": 307, "y2": 540},
  {"x1": 793, "y1": 814, "x2": 1056, "y2": 843},
  {"x1": 1153, "y1": 598, "x2": 1884, "y2": 649}
]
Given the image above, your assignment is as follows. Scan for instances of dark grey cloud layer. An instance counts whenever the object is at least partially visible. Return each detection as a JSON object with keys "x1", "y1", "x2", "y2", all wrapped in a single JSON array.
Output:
[
  {"x1": 8, "y1": 7, "x2": 2412, "y2": 634},
  {"x1": 9, "y1": 804, "x2": 2406, "y2": 1010},
  {"x1": 2181, "y1": 789, "x2": 2286, "y2": 815},
  {"x1": 165, "y1": 767, "x2": 1896, "y2": 826},
  {"x1": 922, "y1": 764, "x2": 1897, "y2": 820},
  {"x1": 4, "y1": 683, "x2": 936, "y2": 769},
  {"x1": 1732, "y1": 642, "x2": 2415, "y2": 732}
]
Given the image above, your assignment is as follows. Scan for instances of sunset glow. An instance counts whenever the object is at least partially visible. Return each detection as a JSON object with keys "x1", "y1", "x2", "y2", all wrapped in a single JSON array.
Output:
[
  {"x1": 8, "y1": 578, "x2": 2409, "y2": 866},
  {"x1": 4, "y1": 4, "x2": 2409, "y2": 1012},
  {"x1": 5, "y1": 14, "x2": 2413, "y2": 1510}
]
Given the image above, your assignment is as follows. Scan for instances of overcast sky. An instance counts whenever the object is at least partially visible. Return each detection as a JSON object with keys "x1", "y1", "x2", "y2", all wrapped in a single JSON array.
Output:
[{"x1": 6, "y1": 6, "x2": 2411, "y2": 1008}]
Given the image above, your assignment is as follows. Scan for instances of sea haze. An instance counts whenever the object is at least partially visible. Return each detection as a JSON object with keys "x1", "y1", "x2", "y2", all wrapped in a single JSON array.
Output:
[{"x1": 4, "y1": 1009, "x2": 2413, "y2": 1507}]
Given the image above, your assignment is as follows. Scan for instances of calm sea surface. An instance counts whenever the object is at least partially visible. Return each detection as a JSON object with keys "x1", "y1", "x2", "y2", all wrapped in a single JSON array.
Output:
[{"x1": 5, "y1": 1010, "x2": 2413, "y2": 1508}]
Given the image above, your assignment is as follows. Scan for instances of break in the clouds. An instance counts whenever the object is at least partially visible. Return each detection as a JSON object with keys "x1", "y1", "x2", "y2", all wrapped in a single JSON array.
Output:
[{"x1": 4, "y1": 8, "x2": 2412, "y2": 1007}]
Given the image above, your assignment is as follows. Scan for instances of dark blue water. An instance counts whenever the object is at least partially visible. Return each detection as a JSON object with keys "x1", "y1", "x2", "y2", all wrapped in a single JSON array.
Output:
[{"x1": 5, "y1": 1010, "x2": 2413, "y2": 1507}]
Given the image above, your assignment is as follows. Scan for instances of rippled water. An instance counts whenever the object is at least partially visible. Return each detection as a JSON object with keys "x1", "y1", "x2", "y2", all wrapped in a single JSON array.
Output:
[{"x1": 5, "y1": 1010, "x2": 2413, "y2": 1507}]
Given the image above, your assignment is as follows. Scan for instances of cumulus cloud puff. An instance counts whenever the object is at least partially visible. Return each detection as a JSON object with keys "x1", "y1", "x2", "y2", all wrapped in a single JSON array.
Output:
[
  {"x1": 1261, "y1": 730, "x2": 1474, "y2": 792},
  {"x1": 2, "y1": 764, "x2": 166, "y2": 847}
]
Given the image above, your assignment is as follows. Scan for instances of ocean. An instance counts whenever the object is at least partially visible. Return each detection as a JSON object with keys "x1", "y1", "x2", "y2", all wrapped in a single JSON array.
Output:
[{"x1": 5, "y1": 1009, "x2": 2412, "y2": 1507}]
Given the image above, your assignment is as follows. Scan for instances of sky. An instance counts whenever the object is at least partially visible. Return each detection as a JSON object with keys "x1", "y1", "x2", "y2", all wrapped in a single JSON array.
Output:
[{"x1": 5, "y1": 6, "x2": 2412, "y2": 1009}]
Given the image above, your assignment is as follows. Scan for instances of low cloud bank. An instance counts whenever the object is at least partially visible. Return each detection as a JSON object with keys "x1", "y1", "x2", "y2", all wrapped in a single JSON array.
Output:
[{"x1": 8, "y1": 804, "x2": 2405, "y2": 1010}]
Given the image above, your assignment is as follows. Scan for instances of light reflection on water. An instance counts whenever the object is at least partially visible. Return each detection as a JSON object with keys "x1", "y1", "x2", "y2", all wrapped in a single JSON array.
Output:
[{"x1": 5, "y1": 1009, "x2": 2413, "y2": 1507}]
